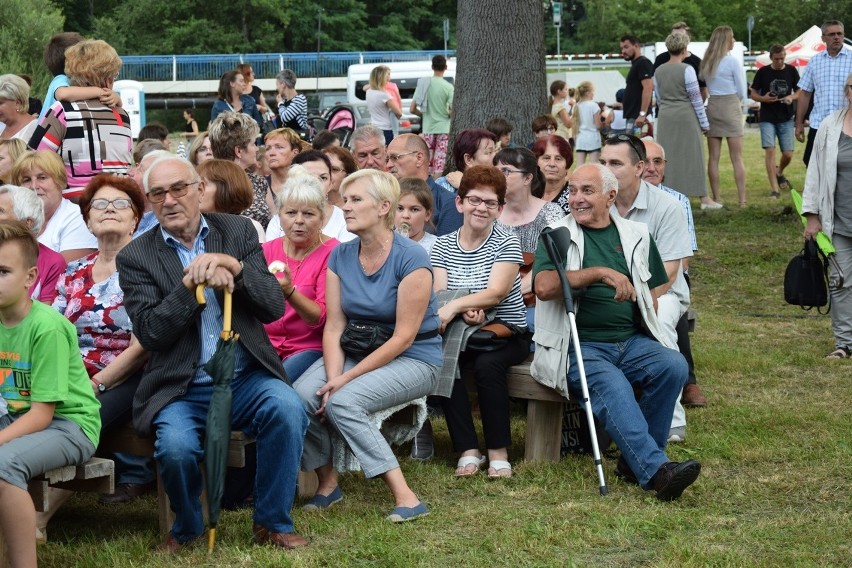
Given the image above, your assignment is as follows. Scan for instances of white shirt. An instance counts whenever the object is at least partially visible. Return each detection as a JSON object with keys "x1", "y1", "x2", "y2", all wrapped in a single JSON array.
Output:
[
  {"x1": 265, "y1": 205, "x2": 356, "y2": 242},
  {"x1": 38, "y1": 198, "x2": 97, "y2": 253}
]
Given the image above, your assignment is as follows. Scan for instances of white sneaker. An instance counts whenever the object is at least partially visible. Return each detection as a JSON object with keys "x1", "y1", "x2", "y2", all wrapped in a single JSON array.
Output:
[{"x1": 668, "y1": 426, "x2": 686, "y2": 443}]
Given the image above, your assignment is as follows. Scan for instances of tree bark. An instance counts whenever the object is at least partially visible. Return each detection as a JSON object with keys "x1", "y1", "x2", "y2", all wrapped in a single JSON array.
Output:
[{"x1": 448, "y1": 0, "x2": 547, "y2": 171}]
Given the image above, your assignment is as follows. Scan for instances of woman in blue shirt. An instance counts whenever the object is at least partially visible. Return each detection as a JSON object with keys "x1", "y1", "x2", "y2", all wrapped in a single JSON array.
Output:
[{"x1": 294, "y1": 169, "x2": 441, "y2": 523}]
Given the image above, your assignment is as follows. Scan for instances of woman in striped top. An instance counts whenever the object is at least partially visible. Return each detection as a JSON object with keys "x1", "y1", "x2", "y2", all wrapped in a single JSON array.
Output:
[{"x1": 430, "y1": 165, "x2": 530, "y2": 479}]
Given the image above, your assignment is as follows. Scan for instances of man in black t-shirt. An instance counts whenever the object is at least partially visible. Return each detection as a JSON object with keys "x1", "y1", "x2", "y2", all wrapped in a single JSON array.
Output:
[
  {"x1": 750, "y1": 45, "x2": 800, "y2": 197},
  {"x1": 653, "y1": 22, "x2": 707, "y2": 101},
  {"x1": 620, "y1": 35, "x2": 654, "y2": 134}
]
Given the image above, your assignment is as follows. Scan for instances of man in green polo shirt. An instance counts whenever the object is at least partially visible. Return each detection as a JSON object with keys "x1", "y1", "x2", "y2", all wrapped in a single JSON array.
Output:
[{"x1": 531, "y1": 163, "x2": 701, "y2": 501}]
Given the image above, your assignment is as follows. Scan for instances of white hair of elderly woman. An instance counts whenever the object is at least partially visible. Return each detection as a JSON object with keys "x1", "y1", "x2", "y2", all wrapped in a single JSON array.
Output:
[{"x1": 0, "y1": 184, "x2": 46, "y2": 235}]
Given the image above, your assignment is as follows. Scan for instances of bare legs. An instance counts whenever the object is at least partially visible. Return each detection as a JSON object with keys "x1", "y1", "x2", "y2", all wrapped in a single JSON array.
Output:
[
  {"x1": 0, "y1": 480, "x2": 37, "y2": 568},
  {"x1": 727, "y1": 136, "x2": 747, "y2": 206},
  {"x1": 765, "y1": 146, "x2": 779, "y2": 194},
  {"x1": 707, "y1": 136, "x2": 747, "y2": 206},
  {"x1": 313, "y1": 463, "x2": 421, "y2": 508},
  {"x1": 575, "y1": 150, "x2": 600, "y2": 166}
]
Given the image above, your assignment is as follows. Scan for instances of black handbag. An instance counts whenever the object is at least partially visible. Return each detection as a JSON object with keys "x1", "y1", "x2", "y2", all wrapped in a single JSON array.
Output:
[
  {"x1": 465, "y1": 320, "x2": 520, "y2": 353},
  {"x1": 340, "y1": 320, "x2": 439, "y2": 360},
  {"x1": 784, "y1": 239, "x2": 829, "y2": 313}
]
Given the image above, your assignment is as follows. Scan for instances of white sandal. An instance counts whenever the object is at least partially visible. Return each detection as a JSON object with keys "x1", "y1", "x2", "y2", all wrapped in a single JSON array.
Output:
[
  {"x1": 487, "y1": 460, "x2": 513, "y2": 479},
  {"x1": 454, "y1": 454, "x2": 486, "y2": 477}
]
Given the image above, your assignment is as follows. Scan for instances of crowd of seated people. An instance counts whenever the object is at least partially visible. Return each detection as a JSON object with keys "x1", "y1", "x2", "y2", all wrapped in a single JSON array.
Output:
[{"x1": 0, "y1": 31, "x2": 710, "y2": 562}]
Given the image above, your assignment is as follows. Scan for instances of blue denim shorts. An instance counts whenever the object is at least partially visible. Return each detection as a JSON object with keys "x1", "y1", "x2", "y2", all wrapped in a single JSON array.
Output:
[{"x1": 759, "y1": 119, "x2": 794, "y2": 152}]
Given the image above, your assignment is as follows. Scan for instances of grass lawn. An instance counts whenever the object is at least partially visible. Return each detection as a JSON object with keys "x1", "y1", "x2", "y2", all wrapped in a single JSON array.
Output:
[{"x1": 36, "y1": 129, "x2": 851, "y2": 567}]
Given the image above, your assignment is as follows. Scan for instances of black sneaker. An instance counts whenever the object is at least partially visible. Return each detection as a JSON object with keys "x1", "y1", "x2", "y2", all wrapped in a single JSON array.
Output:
[
  {"x1": 410, "y1": 419, "x2": 434, "y2": 460},
  {"x1": 652, "y1": 460, "x2": 701, "y2": 501},
  {"x1": 776, "y1": 174, "x2": 792, "y2": 190}
]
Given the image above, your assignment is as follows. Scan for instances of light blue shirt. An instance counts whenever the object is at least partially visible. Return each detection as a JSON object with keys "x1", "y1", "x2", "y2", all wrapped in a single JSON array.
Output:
[
  {"x1": 798, "y1": 48, "x2": 852, "y2": 130},
  {"x1": 40, "y1": 74, "x2": 70, "y2": 121},
  {"x1": 659, "y1": 184, "x2": 698, "y2": 252},
  {"x1": 133, "y1": 211, "x2": 158, "y2": 238},
  {"x1": 161, "y1": 216, "x2": 249, "y2": 384}
]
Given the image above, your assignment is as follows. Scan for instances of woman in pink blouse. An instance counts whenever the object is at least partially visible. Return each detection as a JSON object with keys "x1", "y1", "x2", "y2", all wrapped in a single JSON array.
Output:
[{"x1": 263, "y1": 169, "x2": 339, "y2": 381}]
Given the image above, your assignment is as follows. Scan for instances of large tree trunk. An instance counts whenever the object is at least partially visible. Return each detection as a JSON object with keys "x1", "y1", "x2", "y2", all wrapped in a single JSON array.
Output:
[{"x1": 448, "y1": 0, "x2": 547, "y2": 171}]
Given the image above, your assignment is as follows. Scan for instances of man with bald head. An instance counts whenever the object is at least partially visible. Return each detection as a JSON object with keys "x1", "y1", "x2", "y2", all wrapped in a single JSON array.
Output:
[
  {"x1": 642, "y1": 138, "x2": 706, "y2": 409},
  {"x1": 386, "y1": 133, "x2": 462, "y2": 235},
  {"x1": 117, "y1": 156, "x2": 309, "y2": 552},
  {"x1": 531, "y1": 163, "x2": 699, "y2": 501}
]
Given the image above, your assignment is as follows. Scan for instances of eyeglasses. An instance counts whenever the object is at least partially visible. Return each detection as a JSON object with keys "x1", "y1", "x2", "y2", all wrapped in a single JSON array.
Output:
[
  {"x1": 607, "y1": 134, "x2": 646, "y2": 162},
  {"x1": 147, "y1": 180, "x2": 200, "y2": 203},
  {"x1": 464, "y1": 195, "x2": 501, "y2": 209},
  {"x1": 499, "y1": 167, "x2": 527, "y2": 177},
  {"x1": 648, "y1": 158, "x2": 667, "y2": 166},
  {"x1": 89, "y1": 198, "x2": 133, "y2": 210},
  {"x1": 387, "y1": 151, "x2": 418, "y2": 162},
  {"x1": 330, "y1": 166, "x2": 346, "y2": 174}
]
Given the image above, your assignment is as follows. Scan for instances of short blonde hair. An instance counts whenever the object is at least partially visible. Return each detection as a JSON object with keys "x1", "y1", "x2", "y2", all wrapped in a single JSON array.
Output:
[
  {"x1": 339, "y1": 169, "x2": 399, "y2": 229},
  {"x1": 11, "y1": 150, "x2": 68, "y2": 189},
  {"x1": 665, "y1": 31, "x2": 690, "y2": 54},
  {"x1": 0, "y1": 75, "x2": 29, "y2": 110},
  {"x1": 65, "y1": 40, "x2": 122, "y2": 88}
]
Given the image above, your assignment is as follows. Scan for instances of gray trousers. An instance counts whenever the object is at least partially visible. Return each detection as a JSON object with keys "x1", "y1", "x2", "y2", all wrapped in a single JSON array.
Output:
[
  {"x1": 830, "y1": 233, "x2": 852, "y2": 350},
  {"x1": 294, "y1": 356, "x2": 438, "y2": 478}
]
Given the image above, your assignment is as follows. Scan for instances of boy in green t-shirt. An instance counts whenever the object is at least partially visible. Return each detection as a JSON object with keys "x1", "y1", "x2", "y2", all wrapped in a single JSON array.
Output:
[{"x1": 0, "y1": 220, "x2": 100, "y2": 566}]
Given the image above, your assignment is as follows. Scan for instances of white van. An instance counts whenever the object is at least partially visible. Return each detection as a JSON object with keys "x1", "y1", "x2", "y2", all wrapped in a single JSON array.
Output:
[{"x1": 346, "y1": 60, "x2": 456, "y2": 133}]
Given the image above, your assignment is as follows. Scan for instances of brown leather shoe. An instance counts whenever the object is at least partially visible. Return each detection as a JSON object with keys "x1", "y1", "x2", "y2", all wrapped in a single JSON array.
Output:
[
  {"x1": 99, "y1": 481, "x2": 157, "y2": 504},
  {"x1": 681, "y1": 384, "x2": 707, "y2": 408},
  {"x1": 153, "y1": 532, "x2": 205, "y2": 553},
  {"x1": 252, "y1": 523, "x2": 309, "y2": 549}
]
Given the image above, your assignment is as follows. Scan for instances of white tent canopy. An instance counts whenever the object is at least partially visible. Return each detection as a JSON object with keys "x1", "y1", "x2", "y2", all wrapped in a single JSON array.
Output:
[{"x1": 755, "y1": 26, "x2": 849, "y2": 68}]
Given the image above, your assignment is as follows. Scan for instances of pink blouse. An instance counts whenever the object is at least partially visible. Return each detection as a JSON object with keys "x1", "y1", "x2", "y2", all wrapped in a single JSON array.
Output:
[{"x1": 262, "y1": 237, "x2": 339, "y2": 360}]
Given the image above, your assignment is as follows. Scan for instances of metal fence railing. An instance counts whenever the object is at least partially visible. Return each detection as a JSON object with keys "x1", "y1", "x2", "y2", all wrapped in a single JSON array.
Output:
[
  {"x1": 118, "y1": 50, "x2": 759, "y2": 82},
  {"x1": 118, "y1": 50, "x2": 457, "y2": 82}
]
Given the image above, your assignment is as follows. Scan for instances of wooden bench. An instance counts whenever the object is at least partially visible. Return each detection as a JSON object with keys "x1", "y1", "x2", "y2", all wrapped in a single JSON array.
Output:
[
  {"x1": 462, "y1": 360, "x2": 566, "y2": 464},
  {"x1": 98, "y1": 424, "x2": 317, "y2": 536},
  {"x1": 0, "y1": 457, "x2": 114, "y2": 563}
]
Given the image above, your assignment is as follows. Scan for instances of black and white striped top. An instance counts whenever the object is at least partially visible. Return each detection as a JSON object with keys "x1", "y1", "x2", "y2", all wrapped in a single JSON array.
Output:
[
  {"x1": 278, "y1": 93, "x2": 308, "y2": 130},
  {"x1": 431, "y1": 223, "x2": 528, "y2": 328}
]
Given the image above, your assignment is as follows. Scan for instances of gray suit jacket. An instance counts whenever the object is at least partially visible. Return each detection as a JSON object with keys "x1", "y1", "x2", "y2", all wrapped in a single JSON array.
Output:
[{"x1": 117, "y1": 213, "x2": 286, "y2": 436}]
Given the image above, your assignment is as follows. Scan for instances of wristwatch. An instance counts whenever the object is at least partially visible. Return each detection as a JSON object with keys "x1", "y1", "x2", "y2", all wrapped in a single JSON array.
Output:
[
  {"x1": 93, "y1": 378, "x2": 106, "y2": 393},
  {"x1": 639, "y1": 111, "x2": 647, "y2": 117}
]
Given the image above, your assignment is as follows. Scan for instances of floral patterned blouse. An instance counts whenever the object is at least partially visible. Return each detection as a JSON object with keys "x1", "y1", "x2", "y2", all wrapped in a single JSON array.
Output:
[{"x1": 52, "y1": 252, "x2": 132, "y2": 379}]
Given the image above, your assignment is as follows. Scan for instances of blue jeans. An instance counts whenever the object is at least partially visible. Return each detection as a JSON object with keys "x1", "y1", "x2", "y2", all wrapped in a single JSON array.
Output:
[
  {"x1": 282, "y1": 350, "x2": 322, "y2": 383},
  {"x1": 567, "y1": 334, "x2": 687, "y2": 488},
  {"x1": 152, "y1": 368, "x2": 308, "y2": 542},
  {"x1": 759, "y1": 119, "x2": 794, "y2": 152}
]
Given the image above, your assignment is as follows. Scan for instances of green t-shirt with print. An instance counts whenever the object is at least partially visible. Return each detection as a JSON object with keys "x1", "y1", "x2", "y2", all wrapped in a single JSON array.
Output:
[
  {"x1": 532, "y1": 223, "x2": 668, "y2": 342},
  {"x1": 0, "y1": 301, "x2": 101, "y2": 446}
]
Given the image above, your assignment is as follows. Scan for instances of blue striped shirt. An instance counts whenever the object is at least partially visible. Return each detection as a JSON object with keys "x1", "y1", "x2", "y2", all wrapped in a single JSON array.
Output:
[
  {"x1": 659, "y1": 184, "x2": 698, "y2": 251},
  {"x1": 161, "y1": 217, "x2": 249, "y2": 384},
  {"x1": 798, "y1": 48, "x2": 852, "y2": 129}
]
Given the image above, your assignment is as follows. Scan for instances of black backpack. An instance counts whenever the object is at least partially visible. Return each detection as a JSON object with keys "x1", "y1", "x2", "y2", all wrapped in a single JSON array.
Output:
[{"x1": 784, "y1": 239, "x2": 829, "y2": 313}]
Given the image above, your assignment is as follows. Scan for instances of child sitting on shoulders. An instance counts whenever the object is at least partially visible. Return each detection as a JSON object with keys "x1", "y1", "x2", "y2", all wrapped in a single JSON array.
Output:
[
  {"x1": 0, "y1": 220, "x2": 100, "y2": 566},
  {"x1": 39, "y1": 32, "x2": 122, "y2": 121}
]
